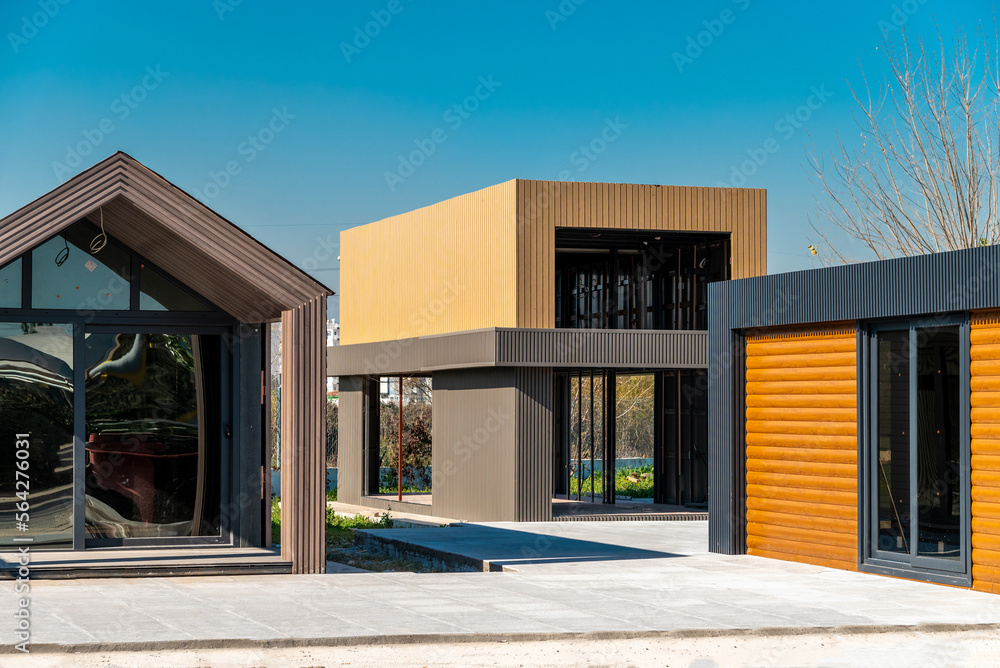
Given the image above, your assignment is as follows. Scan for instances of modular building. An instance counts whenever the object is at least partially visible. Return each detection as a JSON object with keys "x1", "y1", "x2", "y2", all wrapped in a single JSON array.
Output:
[
  {"x1": 708, "y1": 245, "x2": 1000, "y2": 594},
  {"x1": 0, "y1": 153, "x2": 330, "y2": 576},
  {"x1": 331, "y1": 180, "x2": 766, "y2": 521}
]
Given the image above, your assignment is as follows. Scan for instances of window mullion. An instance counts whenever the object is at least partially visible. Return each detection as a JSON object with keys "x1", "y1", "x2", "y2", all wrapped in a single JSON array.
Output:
[{"x1": 909, "y1": 325, "x2": 919, "y2": 561}]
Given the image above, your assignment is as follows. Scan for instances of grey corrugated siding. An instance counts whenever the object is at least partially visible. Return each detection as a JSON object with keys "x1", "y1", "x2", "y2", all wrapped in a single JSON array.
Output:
[
  {"x1": 515, "y1": 367, "x2": 554, "y2": 521},
  {"x1": 432, "y1": 368, "x2": 520, "y2": 521},
  {"x1": 329, "y1": 328, "x2": 708, "y2": 376},
  {"x1": 707, "y1": 244, "x2": 1000, "y2": 555},
  {"x1": 337, "y1": 376, "x2": 365, "y2": 506}
]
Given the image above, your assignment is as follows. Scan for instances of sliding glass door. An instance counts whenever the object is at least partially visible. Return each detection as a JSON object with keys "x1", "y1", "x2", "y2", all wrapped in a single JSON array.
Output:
[{"x1": 867, "y1": 318, "x2": 970, "y2": 582}]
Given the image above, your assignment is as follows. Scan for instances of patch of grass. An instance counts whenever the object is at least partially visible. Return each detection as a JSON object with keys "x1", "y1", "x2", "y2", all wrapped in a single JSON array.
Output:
[
  {"x1": 568, "y1": 465, "x2": 654, "y2": 498},
  {"x1": 377, "y1": 485, "x2": 431, "y2": 494},
  {"x1": 327, "y1": 488, "x2": 338, "y2": 502},
  {"x1": 271, "y1": 497, "x2": 281, "y2": 543}
]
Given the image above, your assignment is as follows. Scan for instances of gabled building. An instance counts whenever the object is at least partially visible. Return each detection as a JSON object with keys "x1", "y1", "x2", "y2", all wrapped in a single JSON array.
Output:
[{"x1": 0, "y1": 153, "x2": 330, "y2": 575}]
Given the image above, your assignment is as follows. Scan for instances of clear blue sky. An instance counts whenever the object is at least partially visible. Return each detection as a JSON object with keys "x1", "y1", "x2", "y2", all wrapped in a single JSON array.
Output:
[{"x1": 0, "y1": 1, "x2": 992, "y2": 319}]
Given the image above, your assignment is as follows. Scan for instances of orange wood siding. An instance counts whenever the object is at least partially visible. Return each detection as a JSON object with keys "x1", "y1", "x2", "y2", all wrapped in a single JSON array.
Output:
[
  {"x1": 970, "y1": 312, "x2": 1000, "y2": 593},
  {"x1": 745, "y1": 326, "x2": 858, "y2": 571}
]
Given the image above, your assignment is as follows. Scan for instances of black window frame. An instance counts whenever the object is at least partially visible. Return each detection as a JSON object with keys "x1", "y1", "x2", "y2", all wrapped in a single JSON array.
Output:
[{"x1": 859, "y1": 314, "x2": 972, "y2": 587}]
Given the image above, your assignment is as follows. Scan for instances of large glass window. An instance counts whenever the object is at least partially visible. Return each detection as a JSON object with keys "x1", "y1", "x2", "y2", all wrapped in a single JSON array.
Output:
[
  {"x1": 867, "y1": 319, "x2": 969, "y2": 582},
  {"x1": 0, "y1": 260, "x2": 22, "y2": 309},
  {"x1": 84, "y1": 332, "x2": 223, "y2": 540},
  {"x1": 554, "y1": 229, "x2": 730, "y2": 331},
  {"x1": 32, "y1": 227, "x2": 131, "y2": 311},
  {"x1": 0, "y1": 322, "x2": 74, "y2": 549}
]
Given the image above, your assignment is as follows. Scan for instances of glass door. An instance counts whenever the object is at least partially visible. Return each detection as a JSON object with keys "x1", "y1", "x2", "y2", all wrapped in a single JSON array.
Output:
[
  {"x1": 869, "y1": 319, "x2": 969, "y2": 579},
  {"x1": 83, "y1": 330, "x2": 226, "y2": 545}
]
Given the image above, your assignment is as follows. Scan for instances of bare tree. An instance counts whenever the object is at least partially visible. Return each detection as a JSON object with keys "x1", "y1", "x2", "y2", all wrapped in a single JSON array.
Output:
[{"x1": 809, "y1": 24, "x2": 1000, "y2": 262}]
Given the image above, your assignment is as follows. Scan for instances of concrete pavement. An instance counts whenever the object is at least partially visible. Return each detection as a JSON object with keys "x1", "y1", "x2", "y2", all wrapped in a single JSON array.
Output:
[{"x1": 2, "y1": 521, "x2": 1000, "y2": 654}]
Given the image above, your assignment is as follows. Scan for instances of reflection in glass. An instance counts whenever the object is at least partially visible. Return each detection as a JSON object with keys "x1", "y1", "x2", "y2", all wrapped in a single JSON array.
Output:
[
  {"x1": 32, "y1": 223, "x2": 131, "y2": 310},
  {"x1": 84, "y1": 333, "x2": 221, "y2": 539},
  {"x1": 0, "y1": 259, "x2": 22, "y2": 309},
  {"x1": 139, "y1": 264, "x2": 213, "y2": 312},
  {"x1": 877, "y1": 329, "x2": 910, "y2": 554},
  {"x1": 916, "y1": 326, "x2": 962, "y2": 560},
  {"x1": 0, "y1": 323, "x2": 74, "y2": 550}
]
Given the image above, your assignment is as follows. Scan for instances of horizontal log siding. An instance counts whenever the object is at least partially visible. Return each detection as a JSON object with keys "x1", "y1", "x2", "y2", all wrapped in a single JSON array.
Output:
[
  {"x1": 971, "y1": 312, "x2": 1000, "y2": 593},
  {"x1": 745, "y1": 326, "x2": 859, "y2": 571}
]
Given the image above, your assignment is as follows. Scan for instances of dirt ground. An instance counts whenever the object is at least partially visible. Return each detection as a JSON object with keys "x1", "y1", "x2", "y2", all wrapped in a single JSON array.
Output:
[{"x1": 10, "y1": 629, "x2": 1000, "y2": 668}]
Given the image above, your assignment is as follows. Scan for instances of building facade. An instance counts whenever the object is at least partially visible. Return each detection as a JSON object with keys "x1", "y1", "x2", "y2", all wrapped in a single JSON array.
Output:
[
  {"x1": 708, "y1": 245, "x2": 1000, "y2": 594},
  {"x1": 0, "y1": 153, "x2": 330, "y2": 575},
  {"x1": 331, "y1": 179, "x2": 766, "y2": 521}
]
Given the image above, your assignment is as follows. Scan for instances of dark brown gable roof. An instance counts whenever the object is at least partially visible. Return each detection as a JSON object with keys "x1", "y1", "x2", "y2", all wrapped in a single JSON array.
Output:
[{"x1": 0, "y1": 152, "x2": 332, "y2": 322}]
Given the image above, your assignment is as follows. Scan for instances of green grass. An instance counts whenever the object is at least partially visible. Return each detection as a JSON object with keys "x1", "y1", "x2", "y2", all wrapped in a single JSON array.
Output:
[
  {"x1": 568, "y1": 465, "x2": 654, "y2": 498},
  {"x1": 377, "y1": 485, "x2": 431, "y2": 494},
  {"x1": 327, "y1": 488, "x2": 338, "y2": 502}
]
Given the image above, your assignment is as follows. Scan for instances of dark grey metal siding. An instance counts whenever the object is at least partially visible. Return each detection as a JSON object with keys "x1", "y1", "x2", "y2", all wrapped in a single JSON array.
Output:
[
  {"x1": 707, "y1": 244, "x2": 1000, "y2": 555},
  {"x1": 329, "y1": 328, "x2": 708, "y2": 376},
  {"x1": 337, "y1": 375, "x2": 365, "y2": 505},
  {"x1": 514, "y1": 367, "x2": 554, "y2": 521},
  {"x1": 432, "y1": 367, "x2": 521, "y2": 521}
]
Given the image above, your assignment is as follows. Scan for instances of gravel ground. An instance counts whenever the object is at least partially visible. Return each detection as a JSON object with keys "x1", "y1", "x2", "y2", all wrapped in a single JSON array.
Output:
[{"x1": 9, "y1": 629, "x2": 1000, "y2": 668}]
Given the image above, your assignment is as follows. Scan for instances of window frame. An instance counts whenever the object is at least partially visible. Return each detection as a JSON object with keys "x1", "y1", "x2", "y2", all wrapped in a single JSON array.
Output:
[{"x1": 859, "y1": 314, "x2": 972, "y2": 587}]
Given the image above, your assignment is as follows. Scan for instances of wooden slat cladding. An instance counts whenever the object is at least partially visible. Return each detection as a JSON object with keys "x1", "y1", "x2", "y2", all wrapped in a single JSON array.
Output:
[
  {"x1": 745, "y1": 326, "x2": 858, "y2": 571},
  {"x1": 516, "y1": 181, "x2": 766, "y2": 329},
  {"x1": 340, "y1": 180, "x2": 518, "y2": 345},
  {"x1": 281, "y1": 296, "x2": 328, "y2": 574},
  {"x1": 0, "y1": 152, "x2": 332, "y2": 322},
  {"x1": 970, "y1": 312, "x2": 1000, "y2": 593}
]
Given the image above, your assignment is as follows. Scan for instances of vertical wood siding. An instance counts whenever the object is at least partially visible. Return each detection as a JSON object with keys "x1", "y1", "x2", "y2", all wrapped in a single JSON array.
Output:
[
  {"x1": 340, "y1": 180, "x2": 518, "y2": 344},
  {"x1": 744, "y1": 326, "x2": 858, "y2": 571},
  {"x1": 280, "y1": 296, "x2": 327, "y2": 574},
  {"x1": 516, "y1": 181, "x2": 767, "y2": 329},
  {"x1": 970, "y1": 312, "x2": 1000, "y2": 594}
]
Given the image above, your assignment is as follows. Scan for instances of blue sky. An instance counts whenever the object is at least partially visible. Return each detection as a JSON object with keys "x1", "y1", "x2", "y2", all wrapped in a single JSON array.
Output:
[{"x1": 0, "y1": 0, "x2": 992, "y2": 319}]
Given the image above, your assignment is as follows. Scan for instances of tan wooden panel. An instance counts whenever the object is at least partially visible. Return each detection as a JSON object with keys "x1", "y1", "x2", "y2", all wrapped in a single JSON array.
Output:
[
  {"x1": 745, "y1": 327, "x2": 858, "y2": 570},
  {"x1": 341, "y1": 180, "x2": 518, "y2": 344},
  {"x1": 970, "y1": 315, "x2": 1000, "y2": 592}
]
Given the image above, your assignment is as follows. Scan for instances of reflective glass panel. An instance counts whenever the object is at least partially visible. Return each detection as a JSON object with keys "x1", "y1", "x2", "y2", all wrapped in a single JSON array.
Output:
[
  {"x1": 0, "y1": 322, "x2": 74, "y2": 550},
  {"x1": 0, "y1": 259, "x2": 22, "y2": 309},
  {"x1": 84, "y1": 332, "x2": 222, "y2": 539},
  {"x1": 32, "y1": 224, "x2": 131, "y2": 310},
  {"x1": 877, "y1": 329, "x2": 910, "y2": 555},
  {"x1": 916, "y1": 326, "x2": 962, "y2": 560},
  {"x1": 139, "y1": 264, "x2": 213, "y2": 312}
]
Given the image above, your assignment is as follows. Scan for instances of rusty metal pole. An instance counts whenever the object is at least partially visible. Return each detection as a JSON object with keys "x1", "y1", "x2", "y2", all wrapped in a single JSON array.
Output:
[{"x1": 398, "y1": 375, "x2": 403, "y2": 502}]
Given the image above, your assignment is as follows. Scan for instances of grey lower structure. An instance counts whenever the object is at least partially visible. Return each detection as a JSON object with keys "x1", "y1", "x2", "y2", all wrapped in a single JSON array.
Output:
[{"x1": 331, "y1": 328, "x2": 707, "y2": 521}]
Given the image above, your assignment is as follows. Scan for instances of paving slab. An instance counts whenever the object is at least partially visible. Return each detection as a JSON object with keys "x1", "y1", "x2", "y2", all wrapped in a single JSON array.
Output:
[{"x1": 2, "y1": 520, "x2": 1000, "y2": 654}]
